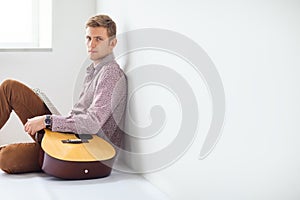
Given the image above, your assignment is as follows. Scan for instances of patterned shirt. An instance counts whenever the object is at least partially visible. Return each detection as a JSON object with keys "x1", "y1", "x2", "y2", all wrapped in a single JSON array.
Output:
[{"x1": 51, "y1": 53, "x2": 127, "y2": 147}]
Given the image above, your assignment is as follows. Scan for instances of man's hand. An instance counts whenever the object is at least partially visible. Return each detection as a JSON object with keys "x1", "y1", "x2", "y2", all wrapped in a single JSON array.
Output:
[{"x1": 24, "y1": 115, "x2": 46, "y2": 136}]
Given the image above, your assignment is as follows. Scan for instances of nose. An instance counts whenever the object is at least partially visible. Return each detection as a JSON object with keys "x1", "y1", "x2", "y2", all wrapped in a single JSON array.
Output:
[{"x1": 89, "y1": 39, "x2": 97, "y2": 48}]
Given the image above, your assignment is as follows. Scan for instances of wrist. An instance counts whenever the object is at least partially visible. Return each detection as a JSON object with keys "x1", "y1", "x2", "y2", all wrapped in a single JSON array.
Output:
[{"x1": 44, "y1": 115, "x2": 52, "y2": 129}]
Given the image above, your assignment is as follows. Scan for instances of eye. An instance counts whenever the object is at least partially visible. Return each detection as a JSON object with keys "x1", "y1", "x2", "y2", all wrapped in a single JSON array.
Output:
[
  {"x1": 96, "y1": 37, "x2": 103, "y2": 41},
  {"x1": 86, "y1": 36, "x2": 91, "y2": 41}
]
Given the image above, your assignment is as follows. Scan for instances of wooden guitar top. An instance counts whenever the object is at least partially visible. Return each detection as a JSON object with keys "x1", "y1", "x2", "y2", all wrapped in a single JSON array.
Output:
[{"x1": 41, "y1": 129, "x2": 116, "y2": 162}]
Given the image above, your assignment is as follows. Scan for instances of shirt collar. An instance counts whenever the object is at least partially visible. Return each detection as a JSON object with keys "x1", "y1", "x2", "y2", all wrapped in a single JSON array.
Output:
[
  {"x1": 93, "y1": 53, "x2": 115, "y2": 70},
  {"x1": 86, "y1": 53, "x2": 115, "y2": 73}
]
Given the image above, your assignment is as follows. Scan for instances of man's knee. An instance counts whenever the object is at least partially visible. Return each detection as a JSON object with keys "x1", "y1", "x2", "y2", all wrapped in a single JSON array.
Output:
[
  {"x1": 1, "y1": 79, "x2": 20, "y2": 91},
  {"x1": 0, "y1": 143, "x2": 43, "y2": 174}
]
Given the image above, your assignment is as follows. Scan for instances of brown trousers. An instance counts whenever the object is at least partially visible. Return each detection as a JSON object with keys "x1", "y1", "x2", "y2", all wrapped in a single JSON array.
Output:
[{"x1": 0, "y1": 79, "x2": 51, "y2": 173}]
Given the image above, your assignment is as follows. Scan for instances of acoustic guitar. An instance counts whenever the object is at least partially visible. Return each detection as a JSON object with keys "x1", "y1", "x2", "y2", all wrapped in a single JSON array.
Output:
[{"x1": 39, "y1": 129, "x2": 116, "y2": 180}]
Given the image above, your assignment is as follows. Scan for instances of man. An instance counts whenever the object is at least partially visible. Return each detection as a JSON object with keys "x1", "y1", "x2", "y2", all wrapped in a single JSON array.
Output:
[{"x1": 0, "y1": 15, "x2": 127, "y2": 174}]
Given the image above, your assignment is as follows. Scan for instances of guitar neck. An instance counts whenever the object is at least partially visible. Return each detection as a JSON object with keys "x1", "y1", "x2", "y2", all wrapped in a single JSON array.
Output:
[{"x1": 33, "y1": 88, "x2": 61, "y2": 115}]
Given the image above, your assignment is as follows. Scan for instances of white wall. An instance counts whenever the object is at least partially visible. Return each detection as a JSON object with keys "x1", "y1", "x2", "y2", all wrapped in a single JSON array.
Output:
[
  {"x1": 97, "y1": 0, "x2": 300, "y2": 200},
  {"x1": 0, "y1": 0, "x2": 96, "y2": 145}
]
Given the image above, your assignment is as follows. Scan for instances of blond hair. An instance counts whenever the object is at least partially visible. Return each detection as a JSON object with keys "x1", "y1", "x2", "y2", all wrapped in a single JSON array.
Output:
[{"x1": 85, "y1": 14, "x2": 116, "y2": 38}]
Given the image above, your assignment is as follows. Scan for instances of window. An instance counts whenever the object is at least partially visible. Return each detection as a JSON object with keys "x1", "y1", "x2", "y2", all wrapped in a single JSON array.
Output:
[{"x1": 0, "y1": 0, "x2": 52, "y2": 50}]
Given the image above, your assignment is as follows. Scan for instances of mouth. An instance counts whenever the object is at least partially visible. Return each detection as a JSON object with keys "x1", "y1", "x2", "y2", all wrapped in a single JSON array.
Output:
[{"x1": 88, "y1": 50, "x2": 97, "y2": 54}]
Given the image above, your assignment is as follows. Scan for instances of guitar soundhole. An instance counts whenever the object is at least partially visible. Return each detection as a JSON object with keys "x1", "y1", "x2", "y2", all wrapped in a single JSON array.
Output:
[{"x1": 84, "y1": 169, "x2": 89, "y2": 174}]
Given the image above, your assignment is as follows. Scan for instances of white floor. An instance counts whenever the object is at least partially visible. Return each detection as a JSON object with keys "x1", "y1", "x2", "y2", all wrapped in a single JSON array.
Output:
[{"x1": 0, "y1": 170, "x2": 169, "y2": 200}]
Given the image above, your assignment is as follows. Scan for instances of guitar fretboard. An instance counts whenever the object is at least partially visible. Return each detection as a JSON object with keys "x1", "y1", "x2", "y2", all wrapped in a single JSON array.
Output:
[{"x1": 33, "y1": 88, "x2": 61, "y2": 115}]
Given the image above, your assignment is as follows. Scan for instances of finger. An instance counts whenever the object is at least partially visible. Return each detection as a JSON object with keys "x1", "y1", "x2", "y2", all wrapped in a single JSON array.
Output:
[
  {"x1": 28, "y1": 125, "x2": 34, "y2": 135},
  {"x1": 26, "y1": 128, "x2": 30, "y2": 134},
  {"x1": 27, "y1": 124, "x2": 33, "y2": 134},
  {"x1": 24, "y1": 123, "x2": 28, "y2": 132},
  {"x1": 24, "y1": 119, "x2": 30, "y2": 129}
]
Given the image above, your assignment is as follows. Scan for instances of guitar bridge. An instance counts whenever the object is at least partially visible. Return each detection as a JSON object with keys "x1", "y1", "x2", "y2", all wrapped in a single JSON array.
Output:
[{"x1": 61, "y1": 139, "x2": 89, "y2": 144}]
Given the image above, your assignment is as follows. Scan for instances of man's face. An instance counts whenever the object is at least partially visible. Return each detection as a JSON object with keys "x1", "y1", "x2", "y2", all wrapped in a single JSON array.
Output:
[{"x1": 85, "y1": 26, "x2": 116, "y2": 65}]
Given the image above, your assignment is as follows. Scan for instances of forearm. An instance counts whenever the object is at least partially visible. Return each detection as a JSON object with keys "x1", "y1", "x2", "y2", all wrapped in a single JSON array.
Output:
[
  {"x1": 51, "y1": 112, "x2": 106, "y2": 135},
  {"x1": 51, "y1": 114, "x2": 78, "y2": 133}
]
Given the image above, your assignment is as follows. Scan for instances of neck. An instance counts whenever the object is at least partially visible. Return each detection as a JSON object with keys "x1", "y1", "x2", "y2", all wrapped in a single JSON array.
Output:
[
  {"x1": 92, "y1": 53, "x2": 114, "y2": 67},
  {"x1": 93, "y1": 60, "x2": 101, "y2": 67}
]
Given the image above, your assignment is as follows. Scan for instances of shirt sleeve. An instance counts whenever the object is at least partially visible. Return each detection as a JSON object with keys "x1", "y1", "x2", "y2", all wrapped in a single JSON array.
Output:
[{"x1": 51, "y1": 66, "x2": 125, "y2": 135}]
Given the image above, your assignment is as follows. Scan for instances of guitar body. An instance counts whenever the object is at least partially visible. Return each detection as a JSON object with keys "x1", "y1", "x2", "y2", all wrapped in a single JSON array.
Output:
[{"x1": 40, "y1": 129, "x2": 116, "y2": 180}]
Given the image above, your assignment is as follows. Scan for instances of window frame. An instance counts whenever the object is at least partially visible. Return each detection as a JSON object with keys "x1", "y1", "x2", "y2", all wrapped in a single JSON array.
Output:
[{"x1": 0, "y1": 0, "x2": 52, "y2": 52}]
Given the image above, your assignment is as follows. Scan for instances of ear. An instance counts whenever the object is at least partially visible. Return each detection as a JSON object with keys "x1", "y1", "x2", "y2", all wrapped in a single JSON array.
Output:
[{"x1": 109, "y1": 38, "x2": 117, "y2": 49}]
